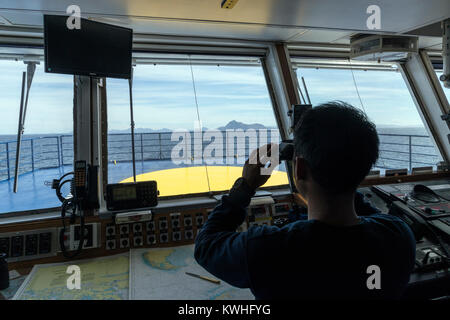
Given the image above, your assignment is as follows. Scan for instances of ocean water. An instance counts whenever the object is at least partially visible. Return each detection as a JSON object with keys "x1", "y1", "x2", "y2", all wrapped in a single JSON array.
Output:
[{"x1": 0, "y1": 127, "x2": 442, "y2": 181}]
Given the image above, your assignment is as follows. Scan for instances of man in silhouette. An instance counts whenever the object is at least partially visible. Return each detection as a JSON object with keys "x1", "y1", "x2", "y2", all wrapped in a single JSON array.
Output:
[{"x1": 195, "y1": 101, "x2": 415, "y2": 299}]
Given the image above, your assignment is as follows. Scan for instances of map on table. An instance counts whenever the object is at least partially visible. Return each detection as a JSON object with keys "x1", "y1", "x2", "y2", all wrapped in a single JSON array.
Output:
[
  {"x1": 129, "y1": 244, "x2": 254, "y2": 300},
  {"x1": 13, "y1": 253, "x2": 129, "y2": 300},
  {"x1": 0, "y1": 275, "x2": 27, "y2": 300}
]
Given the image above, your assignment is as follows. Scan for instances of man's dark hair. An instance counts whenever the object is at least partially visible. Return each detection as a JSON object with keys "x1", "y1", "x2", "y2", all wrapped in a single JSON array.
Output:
[{"x1": 294, "y1": 101, "x2": 379, "y2": 194}]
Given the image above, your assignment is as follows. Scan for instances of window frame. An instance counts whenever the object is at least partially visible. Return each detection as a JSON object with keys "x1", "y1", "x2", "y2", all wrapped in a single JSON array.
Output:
[
  {"x1": 290, "y1": 57, "x2": 446, "y2": 173},
  {"x1": 0, "y1": 58, "x2": 76, "y2": 218},
  {"x1": 1, "y1": 44, "x2": 449, "y2": 218},
  {"x1": 103, "y1": 57, "x2": 290, "y2": 200}
]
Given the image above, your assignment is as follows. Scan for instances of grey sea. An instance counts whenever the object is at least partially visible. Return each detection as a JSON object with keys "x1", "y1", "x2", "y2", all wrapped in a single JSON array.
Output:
[{"x1": 0, "y1": 126, "x2": 443, "y2": 182}]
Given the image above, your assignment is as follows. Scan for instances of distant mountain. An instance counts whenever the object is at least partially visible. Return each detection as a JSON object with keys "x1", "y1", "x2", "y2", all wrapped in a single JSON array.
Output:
[
  {"x1": 109, "y1": 128, "x2": 173, "y2": 134},
  {"x1": 218, "y1": 120, "x2": 270, "y2": 131},
  {"x1": 108, "y1": 121, "x2": 274, "y2": 133}
]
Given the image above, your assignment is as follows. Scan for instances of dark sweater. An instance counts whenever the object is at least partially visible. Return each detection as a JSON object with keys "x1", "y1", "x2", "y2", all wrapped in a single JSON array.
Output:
[{"x1": 195, "y1": 185, "x2": 416, "y2": 299}]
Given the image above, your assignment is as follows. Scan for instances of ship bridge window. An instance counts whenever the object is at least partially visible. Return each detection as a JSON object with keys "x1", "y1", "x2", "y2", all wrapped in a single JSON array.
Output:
[
  {"x1": 294, "y1": 61, "x2": 443, "y2": 172},
  {"x1": 0, "y1": 59, "x2": 74, "y2": 215},
  {"x1": 106, "y1": 63, "x2": 287, "y2": 197}
]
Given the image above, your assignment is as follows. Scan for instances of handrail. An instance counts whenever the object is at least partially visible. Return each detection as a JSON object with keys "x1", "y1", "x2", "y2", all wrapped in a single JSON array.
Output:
[{"x1": 0, "y1": 132, "x2": 442, "y2": 181}]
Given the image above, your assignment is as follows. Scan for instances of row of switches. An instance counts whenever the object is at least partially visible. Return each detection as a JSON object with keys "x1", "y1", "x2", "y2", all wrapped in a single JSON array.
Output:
[{"x1": 0, "y1": 232, "x2": 52, "y2": 258}]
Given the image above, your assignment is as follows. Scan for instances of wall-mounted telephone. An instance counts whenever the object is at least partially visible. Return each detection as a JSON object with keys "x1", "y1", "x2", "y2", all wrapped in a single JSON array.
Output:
[
  {"x1": 52, "y1": 160, "x2": 99, "y2": 258},
  {"x1": 73, "y1": 160, "x2": 99, "y2": 211},
  {"x1": 74, "y1": 160, "x2": 88, "y2": 202}
]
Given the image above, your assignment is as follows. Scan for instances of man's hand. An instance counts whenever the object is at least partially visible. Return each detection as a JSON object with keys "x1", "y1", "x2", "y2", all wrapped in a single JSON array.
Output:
[{"x1": 242, "y1": 144, "x2": 278, "y2": 190}]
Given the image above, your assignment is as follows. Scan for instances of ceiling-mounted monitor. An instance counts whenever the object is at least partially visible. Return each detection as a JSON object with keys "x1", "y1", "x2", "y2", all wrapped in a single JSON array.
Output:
[{"x1": 44, "y1": 15, "x2": 132, "y2": 79}]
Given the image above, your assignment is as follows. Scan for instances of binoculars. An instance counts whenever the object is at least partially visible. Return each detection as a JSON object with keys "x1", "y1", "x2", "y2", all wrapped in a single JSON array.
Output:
[{"x1": 279, "y1": 104, "x2": 312, "y2": 161}]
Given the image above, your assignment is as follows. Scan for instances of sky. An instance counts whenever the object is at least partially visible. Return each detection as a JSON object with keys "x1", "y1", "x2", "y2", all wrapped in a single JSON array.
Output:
[
  {"x1": 107, "y1": 64, "x2": 276, "y2": 131},
  {"x1": 0, "y1": 59, "x2": 449, "y2": 134},
  {"x1": 0, "y1": 60, "x2": 73, "y2": 135}
]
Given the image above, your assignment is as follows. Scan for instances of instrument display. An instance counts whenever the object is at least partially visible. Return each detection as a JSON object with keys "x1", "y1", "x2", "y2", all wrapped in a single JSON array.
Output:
[
  {"x1": 106, "y1": 181, "x2": 158, "y2": 211},
  {"x1": 112, "y1": 185, "x2": 137, "y2": 201}
]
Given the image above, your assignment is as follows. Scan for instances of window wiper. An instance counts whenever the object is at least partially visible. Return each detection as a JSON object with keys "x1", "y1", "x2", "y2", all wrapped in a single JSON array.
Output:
[
  {"x1": 13, "y1": 61, "x2": 37, "y2": 193},
  {"x1": 128, "y1": 66, "x2": 136, "y2": 183}
]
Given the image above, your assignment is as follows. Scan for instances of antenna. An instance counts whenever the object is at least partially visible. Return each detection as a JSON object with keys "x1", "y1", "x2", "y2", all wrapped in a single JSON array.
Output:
[
  {"x1": 293, "y1": 68, "x2": 307, "y2": 104},
  {"x1": 13, "y1": 61, "x2": 37, "y2": 193},
  {"x1": 128, "y1": 67, "x2": 137, "y2": 183},
  {"x1": 188, "y1": 55, "x2": 212, "y2": 195},
  {"x1": 301, "y1": 77, "x2": 311, "y2": 104},
  {"x1": 297, "y1": 81, "x2": 307, "y2": 104}
]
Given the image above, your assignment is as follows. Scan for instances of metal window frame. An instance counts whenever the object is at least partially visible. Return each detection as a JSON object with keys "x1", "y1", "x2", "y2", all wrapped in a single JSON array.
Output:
[
  {"x1": 0, "y1": 58, "x2": 75, "y2": 218},
  {"x1": 0, "y1": 39, "x2": 293, "y2": 215},
  {"x1": 260, "y1": 44, "x2": 300, "y2": 192},
  {"x1": 288, "y1": 53, "x2": 448, "y2": 168},
  {"x1": 291, "y1": 58, "x2": 400, "y2": 72},
  {"x1": 101, "y1": 47, "x2": 294, "y2": 202},
  {"x1": 2, "y1": 35, "x2": 448, "y2": 216},
  {"x1": 0, "y1": 27, "x2": 269, "y2": 65},
  {"x1": 399, "y1": 50, "x2": 450, "y2": 163}
]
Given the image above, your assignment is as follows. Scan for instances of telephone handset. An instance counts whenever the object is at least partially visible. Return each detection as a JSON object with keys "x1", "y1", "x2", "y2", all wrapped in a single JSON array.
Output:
[
  {"x1": 53, "y1": 160, "x2": 99, "y2": 258},
  {"x1": 72, "y1": 160, "x2": 99, "y2": 210},
  {"x1": 74, "y1": 160, "x2": 88, "y2": 201}
]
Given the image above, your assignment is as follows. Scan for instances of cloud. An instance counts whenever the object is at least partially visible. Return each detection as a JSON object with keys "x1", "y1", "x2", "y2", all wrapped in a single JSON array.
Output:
[
  {"x1": 296, "y1": 68, "x2": 424, "y2": 126},
  {"x1": 0, "y1": 61, "x2": 73, "y2": 134},
  {"x1": 1, "y1": 60, "x2": 441, "y2": 134}
]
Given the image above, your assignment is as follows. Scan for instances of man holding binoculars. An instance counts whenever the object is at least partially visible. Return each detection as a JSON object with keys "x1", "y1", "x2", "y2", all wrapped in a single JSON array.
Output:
[{"x1": 195, "y1": 101, "x2": 415, "y2": 300}]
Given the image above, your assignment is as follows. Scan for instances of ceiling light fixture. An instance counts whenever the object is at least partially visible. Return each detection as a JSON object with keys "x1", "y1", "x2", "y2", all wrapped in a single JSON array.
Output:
[{"x1": 221, "y1": 0, "x2": 239, "y2": 9}]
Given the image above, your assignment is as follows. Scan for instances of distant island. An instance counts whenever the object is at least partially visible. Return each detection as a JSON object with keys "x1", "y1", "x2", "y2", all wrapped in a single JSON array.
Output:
[
  {"x1": 107, "y1": 120, "x2": 428, "y2": 136},
  {"x1": 108, "y1": 120, "x2": 276, "y2": 133},
  {"x1": 0, "y1": 121, "x2": 428, "y2": 137}
]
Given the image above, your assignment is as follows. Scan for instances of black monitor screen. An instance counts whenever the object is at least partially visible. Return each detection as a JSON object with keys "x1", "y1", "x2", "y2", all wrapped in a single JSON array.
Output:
[{"x1": 44, "y1": 15, "x2": 132, "y2": 79}]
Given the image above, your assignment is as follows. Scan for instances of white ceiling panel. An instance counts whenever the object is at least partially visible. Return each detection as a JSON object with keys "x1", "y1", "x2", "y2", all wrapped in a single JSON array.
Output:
[
  {"x1": 0, "y1": 0, "x2": 448, "y2": 34},
  {"x1": 0, "y1": 0, "x2": 447, "y2": 47},
  {"x1": 93, "y1": 16, "x2": 307, "y2": 41}
]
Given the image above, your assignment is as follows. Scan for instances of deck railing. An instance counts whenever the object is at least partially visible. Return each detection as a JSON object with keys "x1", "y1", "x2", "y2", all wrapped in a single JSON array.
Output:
[
  {"x1": 0, "y1": 135, "x2": 73, "y2": 181},
  {"x1": 0, "y1": 132, "x2": 442, "y2": 181},
  {"x1": 376, "y1": 133, "x2": 441, "y2": 171}
]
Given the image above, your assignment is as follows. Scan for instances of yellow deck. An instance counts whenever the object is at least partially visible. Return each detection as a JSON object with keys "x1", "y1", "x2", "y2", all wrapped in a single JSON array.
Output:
[{"x1": 121, "y1": 166, "x2": 289, "y2": 197}]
